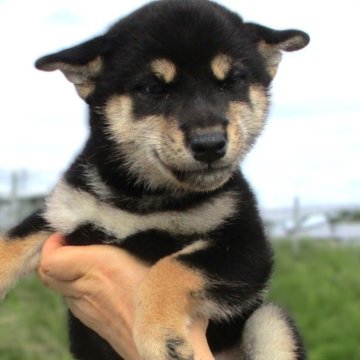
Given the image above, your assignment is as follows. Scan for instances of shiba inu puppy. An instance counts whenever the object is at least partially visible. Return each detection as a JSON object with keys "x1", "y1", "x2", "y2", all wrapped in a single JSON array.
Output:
[{"x1": 0, "y1": 1, "x2": 309, "y2": 359}]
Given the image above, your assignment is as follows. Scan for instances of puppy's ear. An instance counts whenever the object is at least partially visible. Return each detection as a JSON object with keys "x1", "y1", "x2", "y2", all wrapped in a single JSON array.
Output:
[
  {"x1": 246, "y1": 23, "x2": 310, "y2": 78},
  {"x1": 35, "y1": 36, "x2": 106, "y2": 100}
]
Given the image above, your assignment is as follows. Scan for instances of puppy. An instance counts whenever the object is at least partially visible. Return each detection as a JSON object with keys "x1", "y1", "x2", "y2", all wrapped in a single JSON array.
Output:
[{"x1": 0, "y1": 1, "x2": 309, "y2": 359}]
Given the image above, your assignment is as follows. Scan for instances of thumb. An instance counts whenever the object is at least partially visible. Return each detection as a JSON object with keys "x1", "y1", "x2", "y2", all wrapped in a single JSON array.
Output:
[
  {"x1": 41, "y1": 233, "x2": 67, "y2": 256},
  {"x1": 40, "y1": 233, "x2": 89, "y2": 281}
]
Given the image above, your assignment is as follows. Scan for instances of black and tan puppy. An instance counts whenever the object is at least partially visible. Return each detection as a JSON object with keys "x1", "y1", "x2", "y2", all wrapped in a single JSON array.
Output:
[{"x1": 0, "y1": 1, "x2": 309, "y2": 359}]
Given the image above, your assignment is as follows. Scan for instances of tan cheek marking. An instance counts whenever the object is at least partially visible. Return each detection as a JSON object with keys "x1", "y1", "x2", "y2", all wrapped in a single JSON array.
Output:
[
  {"x1": 105, "y1": 95, "x2": 166, "y2": 145},
  {"x1": 105, "y1": 95, "x2": 184, "y2": 154},
  {"x1": 105, "y1": 96, "x2": 177, "y2": 187},
  {"x1": 227, "y1": 85, "x2": 268, "y2": 140},
  {"x1": 105, "y1": 95, "x2": 135, "y2": 137},
  {"x1": 151, "y1": 58, "x2": 177, "y2": 83},
  {"x1": 0, "y1": 231, "x2": 51, "y2": 297},
  {"x1": 211, "y1": 54, "x2": 232, "y2": 81},
  {"x1": 162, "y1": 118, "x2": 187, "y2": 154},
  {"x1": 249, "y1": 85, "x2": 269, "y2": 133},
  {"x1": 226, "y1": 102, "x2": 243, "y2": 154}
]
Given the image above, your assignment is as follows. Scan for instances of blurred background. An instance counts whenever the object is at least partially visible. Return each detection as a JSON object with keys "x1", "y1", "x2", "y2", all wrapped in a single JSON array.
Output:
[{"x1": 0, "y1": 0, "x2": 359, "y2": 359}]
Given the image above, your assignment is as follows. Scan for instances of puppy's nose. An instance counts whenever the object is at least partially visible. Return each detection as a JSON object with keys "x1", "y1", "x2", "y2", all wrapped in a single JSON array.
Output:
[{"x1": 190, "y1": 132, "x2": 227, "y2": 164}]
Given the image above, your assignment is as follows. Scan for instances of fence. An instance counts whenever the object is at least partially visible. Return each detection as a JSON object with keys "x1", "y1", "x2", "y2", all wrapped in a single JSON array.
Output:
[{"x1": 0, "y1": 172, "x2": 46, "y2": 232}]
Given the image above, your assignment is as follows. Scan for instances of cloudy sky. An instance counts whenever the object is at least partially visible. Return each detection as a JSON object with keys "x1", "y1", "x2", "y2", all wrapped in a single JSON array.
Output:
[{"x1": 0, "y1": 0, "x2": 359, "y2": 208}]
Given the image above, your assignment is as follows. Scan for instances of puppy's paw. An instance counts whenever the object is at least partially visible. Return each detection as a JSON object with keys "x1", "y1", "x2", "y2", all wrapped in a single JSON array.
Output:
[
  {"x1": 0, "y1": 278, "x2": 8, "y2": 302},
  {"x1": 0, "y1": 241, "x2": 12, "y2": 301},
  {"x1": 0, "y1": 232, "x2": 48, "y2": 302},
  {"x1": 135, "y1": 325, "x2": 194, "y2": 360},
  {"x1": 134, "y1": 256, "x2": 204, "y2": 359},
  {"x1": 165, "y1": 336, "x2": 194, "y2": 360},
  {"x1": 0, "y1": 261, "x2": 18, "y2": 302},
  {"x1": 0, "y1": 268, "x2": 13, "y2": 302}
]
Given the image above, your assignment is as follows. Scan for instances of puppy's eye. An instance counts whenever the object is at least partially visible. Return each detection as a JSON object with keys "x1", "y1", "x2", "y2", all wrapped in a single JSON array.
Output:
[
  {"x1": 218, "y1": 68, "x2": 249, "y2": 91},
  {"x1": 231, "y1": 69, "x2": 249, "y2": 82},
  {"x1": 141, "y1": 82, "x2": 169, "y2": 95}
]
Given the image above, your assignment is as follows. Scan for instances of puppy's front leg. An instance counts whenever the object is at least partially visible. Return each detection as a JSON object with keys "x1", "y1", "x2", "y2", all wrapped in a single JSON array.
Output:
[
  {"x1": 134, "y1": 255, "x2": 205, "y2": 360},
  {"x1": 0, "y1": 210, "x2": 52, "y2": 300}
]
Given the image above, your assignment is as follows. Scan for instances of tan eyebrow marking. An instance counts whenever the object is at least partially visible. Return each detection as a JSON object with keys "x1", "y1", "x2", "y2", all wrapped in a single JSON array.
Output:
[
  {"x1": 150, "y1": 58, "x2": 177, "y2": 83},
  {"x1": 211, "y1": 54, "x2": 233, "y2": 81}
]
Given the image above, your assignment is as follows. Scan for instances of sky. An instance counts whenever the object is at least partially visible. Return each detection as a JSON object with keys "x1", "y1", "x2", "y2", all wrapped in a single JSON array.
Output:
[{"x1": 0, "y1": 0, "x2": 359, "y2": 209}]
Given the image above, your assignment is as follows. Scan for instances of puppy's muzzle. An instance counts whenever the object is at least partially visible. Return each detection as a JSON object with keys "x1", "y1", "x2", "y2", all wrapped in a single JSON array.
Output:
[{"x1": 190, "y1": 132, "x2": 227, "y2": 165}]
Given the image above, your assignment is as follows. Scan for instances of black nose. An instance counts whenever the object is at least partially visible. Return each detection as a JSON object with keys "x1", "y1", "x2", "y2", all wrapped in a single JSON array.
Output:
[{"x1": 190, "y1": 132, "x2": 227, "y2": 164}]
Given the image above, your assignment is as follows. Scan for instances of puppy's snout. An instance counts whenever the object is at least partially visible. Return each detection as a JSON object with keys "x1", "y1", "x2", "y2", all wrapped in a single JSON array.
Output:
[{"x1": 190, "y1": 132, "x2": 227, "y2": 164}]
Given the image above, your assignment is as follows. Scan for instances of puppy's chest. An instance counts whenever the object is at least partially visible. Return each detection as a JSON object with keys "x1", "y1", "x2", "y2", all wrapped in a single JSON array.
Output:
[{"x1": 44, "y1": 180, "x2": 237, "y2": 244}]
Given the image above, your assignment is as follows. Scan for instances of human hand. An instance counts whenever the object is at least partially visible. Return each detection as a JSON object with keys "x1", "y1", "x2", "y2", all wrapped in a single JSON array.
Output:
[
  {"x1": 38, "y1": 234, "x2": 214, "y2": 360},
  {"x1": 39, "y1": 233, "x2": 148, "y2": 359}
]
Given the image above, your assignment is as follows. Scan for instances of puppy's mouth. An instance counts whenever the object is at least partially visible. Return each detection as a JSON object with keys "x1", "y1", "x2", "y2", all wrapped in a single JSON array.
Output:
[
  {"x1": 154, "y1": 151, "x2": 232, "y2": 190},
  {"x1": 171, "y1": 165, "x2": 230, "y2": 181}
]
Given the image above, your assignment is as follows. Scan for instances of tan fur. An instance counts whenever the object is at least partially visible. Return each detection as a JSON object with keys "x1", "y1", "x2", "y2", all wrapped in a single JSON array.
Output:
[
  {"x1": 39, "y1": 56, "x2": 103, "y2": 98},
  {"x1": 277, "y1": 35, "x2": 309, "y2": 51},
  {"x1": 104, "y1": 90, "x2": 267, "y2": 192},
  {"x1": 104, "y1": 95, "x2": 172, "y2": 189},
  {"x1": 227, "y1": 85, "x2": 268, "y2": 157},
  {"x1": 0, "y1": 231, "x2": 50, "y2": 299},
  {"x1": 104, "y1": 95, "x2": 235, "y2": 191},
  {"x1": 211, "y1": 54, "x2": 233, "y2": 81},
  {"x1": 150, "y1": 58, "x2": 177, "y2": 83},
  {"x1": 258, "y1": 42, "x2": 283, "y2": 78},
  {"x1": 225, "y1": 104, "x2": 243, "y2": 158},
  {"x1": 134, "y1": 256, "x2": 205, "y2": 359}
]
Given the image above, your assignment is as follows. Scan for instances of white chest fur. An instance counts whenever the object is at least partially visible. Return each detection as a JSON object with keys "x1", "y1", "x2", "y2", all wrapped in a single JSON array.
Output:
[{"x1": 44, "y1": 180, "x2": 237, "y2": 241}]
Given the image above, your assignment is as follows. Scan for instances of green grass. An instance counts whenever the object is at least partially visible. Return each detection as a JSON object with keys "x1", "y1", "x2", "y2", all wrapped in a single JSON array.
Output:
[
  {"x1": 0, "y1": 276, "x2": 72, "y2": 360},
  {"x1": 269, "y1": 240, "x2": 360, "y2": 360},
  {"x1": 0, "y1": 240, "x2": 359, "y2": 359}
]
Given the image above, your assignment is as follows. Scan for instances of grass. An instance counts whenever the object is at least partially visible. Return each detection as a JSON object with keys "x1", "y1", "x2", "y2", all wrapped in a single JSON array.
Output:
[
  {"x1": 269, "y1": 240, "x2": 360, "y2": 360},
  {"x1": 0, "y1": 240, "x2": 359, "y2": 359},
  {"x1": 0, "y1": 276, "x2": 72, "y2": 360}
]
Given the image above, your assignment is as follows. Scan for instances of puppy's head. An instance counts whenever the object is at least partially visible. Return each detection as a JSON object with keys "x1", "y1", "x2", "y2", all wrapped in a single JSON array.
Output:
[{"x1": 36, "y1": 0, "x2": 309, "y2": 193}]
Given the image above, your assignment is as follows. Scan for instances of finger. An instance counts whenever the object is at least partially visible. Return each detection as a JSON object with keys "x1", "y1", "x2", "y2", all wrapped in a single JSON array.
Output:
[
  {"x1": 40, "y1": 234, "x2": 92, "y2": 281},
  {"x1": 41, "y1": 233, "x2": 67, "y2": 256},
  {"x1": 40, "y1": 250, "x2": 89, "y2": 282},
  {"x1": 40, "y1": 234, "x2": 149, "y2": 283},
  {"x1": 39, "y1": 267, "x2": 82, "y2": 298}
]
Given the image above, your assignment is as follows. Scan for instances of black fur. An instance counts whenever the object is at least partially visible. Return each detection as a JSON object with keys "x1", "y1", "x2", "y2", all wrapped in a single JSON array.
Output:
[
  {"x1": 5, "y1": 1, "x2": 310, "y2": 359},
  {"x1": 282, "y1": 310, "x2": 307, "y2": 360},
  {"x1": 166, "y1": 337, "x2": 193, "y2": 360},
  {"x1": 8, "y1": 210, "x2": 52, "y2": 239}
]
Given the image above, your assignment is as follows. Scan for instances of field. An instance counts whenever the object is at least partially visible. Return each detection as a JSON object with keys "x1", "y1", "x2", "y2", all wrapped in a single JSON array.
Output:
[
  {"x1": 269, "y1": 240, "x2": 360, "y2": 360},
  {"x1": 0, "y1": 240, "x2": 359, "y2": 359}
]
